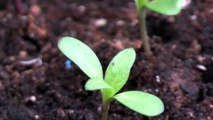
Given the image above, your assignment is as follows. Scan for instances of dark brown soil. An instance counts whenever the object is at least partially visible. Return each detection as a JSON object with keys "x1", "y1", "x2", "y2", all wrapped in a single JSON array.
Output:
[{"x1": 0, "y1": 0, "x2": 212, "y2": 120}]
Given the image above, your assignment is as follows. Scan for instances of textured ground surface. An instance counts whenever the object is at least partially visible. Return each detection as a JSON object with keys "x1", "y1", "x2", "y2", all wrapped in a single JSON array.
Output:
[{"x1": 0, "y1": 0, "x2": 212, "y2": 120}]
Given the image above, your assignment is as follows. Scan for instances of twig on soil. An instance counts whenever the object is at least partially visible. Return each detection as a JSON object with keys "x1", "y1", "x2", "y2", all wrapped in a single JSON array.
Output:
[{"x1": 19, "y1": 57, "x2": 42, "y2": 66}]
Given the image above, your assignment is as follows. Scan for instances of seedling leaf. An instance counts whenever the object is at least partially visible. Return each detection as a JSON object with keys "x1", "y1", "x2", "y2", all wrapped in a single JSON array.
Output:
[
  {"x1": 114, "y1": 91, "x2": 164, "y2": 117},
  {"x1": 58, "y1": 37, "x2": 103, "y2": 78},
  {"x1": 145, "y1": 0, "x2": 185, "y2": 15},
  {"x1": 103, "y1": 48, "x2": 136, "y2": 100},
  {"x1": 85, "y1": 77, "x2": 112, "y2": 91}
]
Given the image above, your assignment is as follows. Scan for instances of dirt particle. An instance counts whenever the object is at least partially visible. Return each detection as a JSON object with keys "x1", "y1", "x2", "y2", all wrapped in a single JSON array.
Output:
[
  {"x1": 93, "y1": 18, "x2": 107, "y2": 27},
  {"x1": 56, "y1": 108, "x2": 66, "y2": 118},
  {"x1": 180, "y1": 81, "x2": 199, "y2": 95},
  {"x1": 196, "y1": 64, "x2": 207, "y2": 71},
  {"x1": 30, "y1": 5, "x2": 41, "y2": 16},
  {"x1": 34, "y1": 115, "x2": 39, "y2": 119},
  {"x1": 24, "y1": 96, "x2": 37, "y2": 103}
]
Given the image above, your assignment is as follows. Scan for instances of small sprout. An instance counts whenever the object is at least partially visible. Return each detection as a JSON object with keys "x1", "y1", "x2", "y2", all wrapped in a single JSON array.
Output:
[
  {"x1": 58, "y1": 37, "x2": 164, "y2": 120},
  {"x1": 134, "y1": 0, "x2": 185, "y2": 56}
]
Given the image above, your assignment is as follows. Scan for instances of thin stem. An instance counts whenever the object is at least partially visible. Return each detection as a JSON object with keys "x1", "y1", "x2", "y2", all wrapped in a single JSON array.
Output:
[
  {"x1": 139, "y1": 7, "x2": 152, "y2": 56},
  {"x1": 101, "y1": 99, "x2": 111, "y2": 120}
]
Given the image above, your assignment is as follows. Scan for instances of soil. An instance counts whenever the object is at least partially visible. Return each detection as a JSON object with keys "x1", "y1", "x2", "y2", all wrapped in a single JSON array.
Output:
[{"x1": 0, "y1": 0, "x2": 212, "y2": 120}]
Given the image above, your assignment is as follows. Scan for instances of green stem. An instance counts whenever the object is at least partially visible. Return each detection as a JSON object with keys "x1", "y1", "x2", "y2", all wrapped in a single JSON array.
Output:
[
  {"x1": 139, "y1": 7, "x2": 152, "y2": 56},
  {"x1": 101, "y1": 99, "x2": 111, "y2": 120}
]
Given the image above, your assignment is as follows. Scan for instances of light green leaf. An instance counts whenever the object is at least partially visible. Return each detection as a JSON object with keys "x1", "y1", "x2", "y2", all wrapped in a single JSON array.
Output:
[
  {"x1": 58, "y1": 37, "x2": 103, "y2": 78},
  {"x1": 135, "y1": 0, "x2": 148, "y2": 11},
  {"x1": 103, "y1": 48, "x2": 136, "y2": 101},
  {"x1": 146, "y1": 0, "x2": 185, "y2": 15},
  {"x1": 85, "y1": 77, "x2": 112, "y2": 91},
  {"x1": 114, "y1": 91, "x2": 164, "y2": 117}
]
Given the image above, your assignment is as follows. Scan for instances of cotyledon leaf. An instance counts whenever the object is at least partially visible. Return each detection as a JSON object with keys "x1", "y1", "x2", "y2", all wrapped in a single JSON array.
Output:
[
  {"x1": 145, "y1": 0, "x2": 185, "y2": 15},
  {"x1": 58, "y1": 37, "x2": 103, "y2": 78},
  {"x1": 103, "y1": 48, "x2": 136, "y2": 101},
  {"x1": 114, "y1": 91, "x2": 164, "y2": 117}
]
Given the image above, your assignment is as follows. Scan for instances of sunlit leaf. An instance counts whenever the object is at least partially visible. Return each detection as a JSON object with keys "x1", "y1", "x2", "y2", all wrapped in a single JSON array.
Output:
[
  {"x1": 114, "y1": 91, "x2": 164, "y2": 117},
  {"x1": 146, "y1": 0, "x2": 185, "y2": 15},
  {"x1": 103, "y1": 48, "x2": 136, "y2": 101},
  {"x1": 58, "y1": 37, "x2": 103, "y2": 78},
  {"x1": 85, "y1": 77, "x2": 112, "y2": 91}
]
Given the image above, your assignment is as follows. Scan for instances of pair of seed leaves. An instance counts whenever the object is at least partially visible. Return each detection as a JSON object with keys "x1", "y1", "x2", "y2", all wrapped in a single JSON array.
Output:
[
  {"x1": 135, "y1": 0, "x2": 185, "y2": 15},
  {"x1": 58, "y1": 37, "x2": 164, "y2": 117}
]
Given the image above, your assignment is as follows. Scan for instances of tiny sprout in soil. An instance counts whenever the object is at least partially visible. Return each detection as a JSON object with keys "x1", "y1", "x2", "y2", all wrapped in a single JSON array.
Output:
[
  {"x1": 134, "y1": 0, "x2": 185, "y2": 56},
  {"x1": 58, "y1": 37, "x2": 164, "y2": 120}
]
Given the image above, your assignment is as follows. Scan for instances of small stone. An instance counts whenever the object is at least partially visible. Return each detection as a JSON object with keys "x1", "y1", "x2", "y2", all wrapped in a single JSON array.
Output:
[
  {"x1": 97, "y1": 104, "x2": 102, "y2": 112},
  {"x1": 6, "y1": 13, "x2": 12, "y2": 19},
  {"x1": 111, "y1": 40, "x2": 124, "y2": 50},
  {"x1": 116, "y1": 20, "x2": 125, "y2": 26},
  {"x1": 67, "y1": 109, "x2": 74, "y2": 115},
  {"x1": 168, "y1": 17, "x2": 175, "y2": 23},
  {"x1": 29, "y1": 96, "x2": 36, "y2": 102},
  {"x1": 9, "y1": 56, "x2": 15, "y2": 61},
  {"x1": 57, "y1": 109, "x2": 65, "y2": 117},
  {"x1": 19, "y1": 51, "x2": 27, "y2": 58},
  {"x1": 207, "y1": 116, "x2": 212, "y2": 120},
  {"x1": 30, "y1": 5, "x2": 41, "y2": 16},
  {"x1": 188, "y1": 111, "x2": 194, "y2": 118},
  {"x1": 156, "y1": 75, "x2": 161, "y2": 83},
  {"x1": 25, "y1": 96, "x2": 37, "y2": 103},
  {"x1": 190, "y1": 15, "x2": 197, "y2": 21},
  {"x1": 196, "y1": 64, "x2": 207, "y2": 71},
  {"x1": 78, "y1": 5, "x2": 86, "y2": 12},
  {"x1": 34, "y1": 115, "x2": 39, "y2": 119},
  {"x1": 93, "y1": 18, "x2": 107, "y2": 27},
  {"x1": 197, "y1": 55, "x2": 206, "y2": 63},
  {"x1": 180, "y1": 82, "x2": 199, "y2": 95}
]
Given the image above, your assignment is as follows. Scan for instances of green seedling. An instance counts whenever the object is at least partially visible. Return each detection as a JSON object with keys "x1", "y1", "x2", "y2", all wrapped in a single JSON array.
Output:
[
  {"x1": 135, "y1": 0, "x2": 185, "y2": 56},
  {"x1": 58, "y1": 37, "x2": 164, "y2": 120}
]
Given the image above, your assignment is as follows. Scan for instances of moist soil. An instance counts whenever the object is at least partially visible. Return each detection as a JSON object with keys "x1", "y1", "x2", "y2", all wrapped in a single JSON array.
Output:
[{"x1": 0, "y1": 0, "x2": 213, "y2": 120}]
